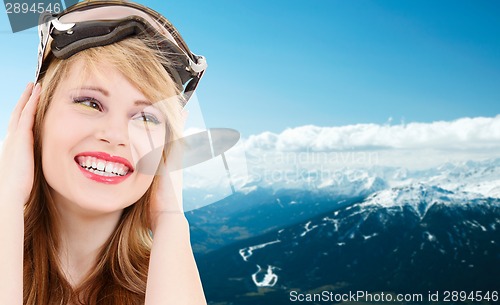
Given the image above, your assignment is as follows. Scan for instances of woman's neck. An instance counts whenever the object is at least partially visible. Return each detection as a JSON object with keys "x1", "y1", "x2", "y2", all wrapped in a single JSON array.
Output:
[{"x1": 52, "y1": 192, "x2": 123, "y2": 287}]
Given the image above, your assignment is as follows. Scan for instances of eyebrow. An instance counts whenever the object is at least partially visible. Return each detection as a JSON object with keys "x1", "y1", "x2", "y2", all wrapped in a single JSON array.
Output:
[
  {"x1": 77, "y1": 87, "x2": 153, "y2": 106},
  {"x1": 134, "y1": 100, "x2": 153, "y2": 107},
  {"x1": 78, "y1": 86, "x2": 109, "y2": 96}
]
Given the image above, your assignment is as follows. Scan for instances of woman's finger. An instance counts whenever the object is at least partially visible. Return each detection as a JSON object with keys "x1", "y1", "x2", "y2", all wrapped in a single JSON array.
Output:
[
  {"x1": 17, "y1": 83, "x2": 41, "y2": 130},
  {"x1": 7, "y1": 82, "x2": 34, "y2": 132}
]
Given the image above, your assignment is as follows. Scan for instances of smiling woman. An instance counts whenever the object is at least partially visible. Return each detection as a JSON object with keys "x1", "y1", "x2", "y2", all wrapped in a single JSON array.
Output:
[
  {"x1": 38, "y1": 40, "x2": 176, "y2": 217},
  {"x1": 0, "y1": 1, "x2": 207, "y2": 305}
]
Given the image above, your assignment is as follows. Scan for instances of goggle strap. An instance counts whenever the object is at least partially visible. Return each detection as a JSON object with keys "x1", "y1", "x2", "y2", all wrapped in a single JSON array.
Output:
[
  {"x1": 183, "y1": 72, "x2": 204, "y2": 105},
  {"x1": 35, "y1": 2, "x2": 207, "y2": 96},
  {"x1": 51, "y1": 19, "x2": 150, "y2": 59},
  {"x1": 35, "y1": 14, "x2": 54, "y2": 82},
  {"x1": 189, "y1": 55, "x2": 207, "y2": 74}
]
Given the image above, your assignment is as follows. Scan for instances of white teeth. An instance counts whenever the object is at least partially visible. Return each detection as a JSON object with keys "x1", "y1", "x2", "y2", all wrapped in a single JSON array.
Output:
[
  {"x1": 77, "y1": 155, "x2": 131, "y2": 177},
  {"x1": 97, "y1": 161, "x2": 105, "y2": 171},
  {"x1": 115, "y1": 164, "x2": 123, "y2": 176},
  {"x1": 105, "y1": 163, "x2": 114, "y2": 173},
  {"x1": 87, "y1": 167, "x2": 113, "y2": 177}
]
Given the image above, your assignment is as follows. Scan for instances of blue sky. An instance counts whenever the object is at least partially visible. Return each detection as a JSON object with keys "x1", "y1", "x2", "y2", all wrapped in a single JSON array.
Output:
[{"x1": 1, "y1": 0, "x2": 499, "y2": 138}]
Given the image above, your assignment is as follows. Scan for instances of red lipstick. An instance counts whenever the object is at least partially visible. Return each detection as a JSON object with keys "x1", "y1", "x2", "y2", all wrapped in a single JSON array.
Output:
[{"x1": 74, "y1": 151, "x2": 134, "y2": 185}]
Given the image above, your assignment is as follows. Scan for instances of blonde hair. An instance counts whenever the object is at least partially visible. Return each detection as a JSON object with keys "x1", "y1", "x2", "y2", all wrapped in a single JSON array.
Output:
[{"x1": 24, "y1": 37, "x2": 184, "y2": 304}]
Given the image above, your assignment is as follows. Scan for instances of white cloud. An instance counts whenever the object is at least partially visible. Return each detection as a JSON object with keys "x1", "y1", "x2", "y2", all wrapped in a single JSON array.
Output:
[
  {"x1": 245, "y1": 115, "x2": 500, "y2": 152},
  {"x1": 242, "y1": 115, "x2": 500, "y2": 171}
]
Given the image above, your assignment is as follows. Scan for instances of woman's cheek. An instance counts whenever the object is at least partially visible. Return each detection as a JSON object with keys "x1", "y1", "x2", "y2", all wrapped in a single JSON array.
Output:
[{"x1": 128, "y1": 123, "x2": 166, "y2": 175}]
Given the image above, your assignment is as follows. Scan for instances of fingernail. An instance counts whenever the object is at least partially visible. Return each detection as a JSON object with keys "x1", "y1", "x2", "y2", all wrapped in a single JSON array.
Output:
[{"x1": 32, "y1": 83, "x2": 41, "y2": 94}]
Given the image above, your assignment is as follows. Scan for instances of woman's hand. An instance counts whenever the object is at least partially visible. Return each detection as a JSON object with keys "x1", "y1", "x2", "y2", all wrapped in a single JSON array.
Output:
[
  {"x1": 0, "y1": 83, "x2": 41, "y2": 204},
  {"x1": 0, "y1": 83, "x2": 41, "y2": 304},
  {"x1": 145, "y1": 110, "x2": 206, "y2": 305},
  {"x1": 149, "y1": 110, "x2": 188, "y2": 231}
]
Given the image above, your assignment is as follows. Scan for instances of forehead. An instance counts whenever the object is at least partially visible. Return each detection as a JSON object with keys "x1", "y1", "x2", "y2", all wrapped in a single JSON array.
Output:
[{"x1": 56, "y1": 58, "x2": 148, "y2": 100}]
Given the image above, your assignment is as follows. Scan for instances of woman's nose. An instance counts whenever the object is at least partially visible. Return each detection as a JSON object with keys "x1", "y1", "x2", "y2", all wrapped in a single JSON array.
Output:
[{"x1": 95, "y1": 115, "x2": 129, "y2": 147}]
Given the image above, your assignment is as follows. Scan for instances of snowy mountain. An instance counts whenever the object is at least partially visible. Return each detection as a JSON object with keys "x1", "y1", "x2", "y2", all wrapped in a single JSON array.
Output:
[
  {"x1": 422, "y1": 159, "x2": 500, "y2": 199},
  {"x1": 188, "y1": 158, "x2": 499, "y2": 254},
  {"x1": 360, "y1": 183, "x2": 481, "y2": 220},
  {"x1": 184, "y1": 167, "x2": 390, "y2": 210},
  {"x1": 195, "y1": 183, "x2": 500, "y2": 304},
  {"x1": 187, "y1": 158, "x2": 500, "y2": 304},
  {"x1": 187, "y1": 170, "x2": 390, "y2": 254},
  {"x1": 187, "y1": 186, "x2": 359, "y2": 254},
  {"x1": 185, "y1": 158, "x2": 500, "y2": 212},
  {"x1": 371, "y1": 158, "x2": 500, "y2": 199}
]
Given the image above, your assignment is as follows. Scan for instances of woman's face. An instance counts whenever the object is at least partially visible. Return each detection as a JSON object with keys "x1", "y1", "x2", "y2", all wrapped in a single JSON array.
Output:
[{"x1": 41, "y1": 59, "x2": 167, "y2": 216}]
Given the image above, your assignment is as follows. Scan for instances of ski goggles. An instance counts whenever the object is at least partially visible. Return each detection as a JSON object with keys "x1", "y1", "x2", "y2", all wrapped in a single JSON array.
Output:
[{"x1": 35, "y1": 0, "x2": 207, "y2": 102}]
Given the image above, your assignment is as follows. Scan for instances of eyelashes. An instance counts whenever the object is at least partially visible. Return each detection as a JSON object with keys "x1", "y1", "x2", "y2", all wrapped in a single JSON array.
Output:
[
  {"x1": 72, "y1": 97, "x2": 162, "y2": 125},
  {"x1": 73, "y1": 96, "x2": 102, "y2": 111},
  {"x1": 137, "y1": 111, "x2": 161, "y2": 125}
]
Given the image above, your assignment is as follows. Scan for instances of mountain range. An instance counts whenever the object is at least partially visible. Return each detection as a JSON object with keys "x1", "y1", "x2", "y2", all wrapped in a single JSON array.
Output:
[{"x1": 186, "y1": 158, "x2": 500, "y2": 304}]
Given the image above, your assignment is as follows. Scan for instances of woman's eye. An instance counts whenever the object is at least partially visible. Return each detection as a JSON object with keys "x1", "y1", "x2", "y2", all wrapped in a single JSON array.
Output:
[
  {"x1": 73, "y1": 97, "x2": 102, "y2": 111},
  {"x1": 136, "y1": 112, "x2": 160, "y2": 125}
]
